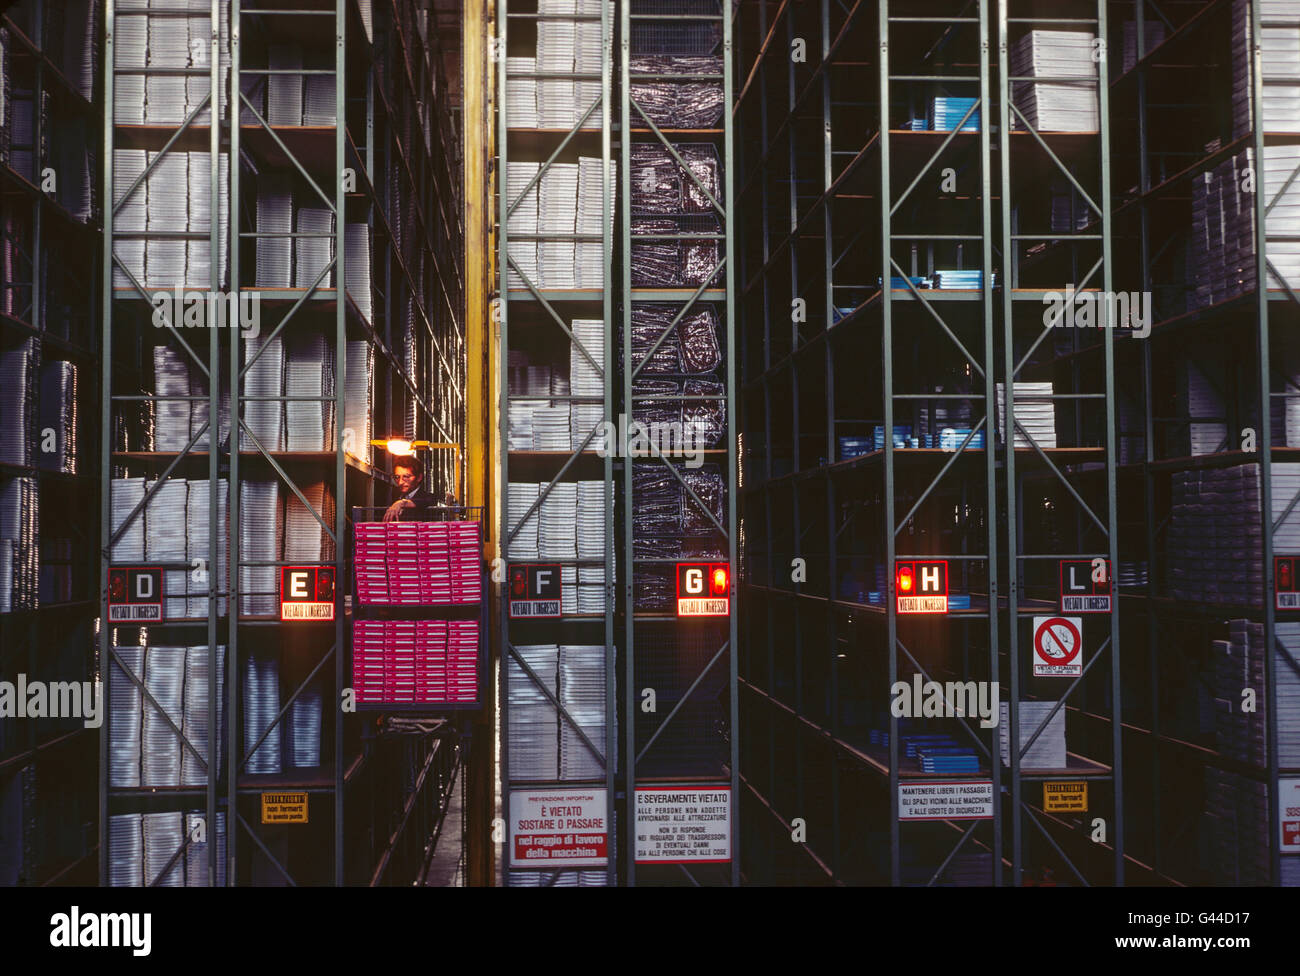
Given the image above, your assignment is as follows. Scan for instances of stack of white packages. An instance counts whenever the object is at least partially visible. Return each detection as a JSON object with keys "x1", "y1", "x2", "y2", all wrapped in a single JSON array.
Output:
[
  {"x1": 1264, "y1": 145, "x2": 1300, "y2": 292},
  {"x1": 506, "y1": 57, "x2": 538, "y2": 128},
  {"x1": 1121, "y1": 18, "x2": 1165, "y2": 74},
  {"x1": 108, "y1": 815, "x2": 144, "y2": 887},
  {"x1": 0, "y1": 342, "x2": 33, "y2": 466},
  {"x1": 996, "y1": 382, "x2": 1056, "y2": 448},
  {"x1": 143, "y1": 812, "x2": 184, "y2": 886},
  {"x1": 287, "y1": 679, "x2": 323, "y2": 768},
  {"x1": 109, "y1": 646, "x2": 145, "y2": 788},
  {"x1": 569, "y1": 319, "x2": 605, "y2": 447},
  {"x1": 560, "y1": 644, "x2": 611, "y2": 779},
  {"x1": 540, "y1": 483, "x2": 578, "y2": 558},
  {"x1": 185, "y1": 152, "x2": 230, "y2": 289},
  {"x1": 574, "y1": 4, "x2": 604, "y2": 129},
  {"x1": 1211, "y1": 622, "x2": 1266, "y2": 765},
  {"x1": 1166, "y1": 463, "x2": 1300, "y2": 606},
  {"x1": 189, "y1": 362, "x2": 232, "y2": 453},
  {"x1": 0, "y1": 477, "x2": 35, "y2": 611},
  {"x1": 577, "y1": 565, "x2": 605, "y2": 614},
  {"x1": 145, "y1": 479, "x2": 189, "y2": 620},
  {"x1": 344, "y1": 341, "x2": 374, "y2": 463},
  {"x1": 1009, "y1": 30, "x2": 1098, "y2": 131},
  {"x1": 508, "y1": 483, "x2": 541, "y2": 559},
  {"x1": 113, "y1": 149, "x2": 148, "y2": 287},
  {"x1": 533, "y1": 404, "x2": 571, "y2": 451},
  {"x1": 303, "y1": 71, "x2": 337, "y2": 126},
  {"x1": 1190, "y1": 150, "x2": 1255, "y2": 309},
  {"x1": 184, "y1": 479, "x2": 229, "y2": 616},
  {"x1": 1181, "y1": 359, "x2": 1227, "y2": 455},
  {"x1": 1232, "y1": 0, "x2": 1300, "y2": 140},
  {"x1": 576, "y1": 480, "x2": 606, "y2": 564},
  {"x1": 562, "y1": 565, "x2": 578, "y2": 615},
  {"x1": 285, "y1": 332, "x2": 334, "y2": 451},
  {"x1": 153, "y1": 347, "x2": 191, "y2": 451},
  {"x1": 539, "y1": 163, "x2": 579, "y2": 288},
  {"x1": 575, "y1": 159, "x2": 611, "y2": 288},
  {"x1": 144, "y1": 151, "x2": 187, "y2": 289},
  {"x1": 242, "y1": 335, "x2": 285, "y2": 450},
  {"x1": 508, "y1": 869, "x2": 608, "y2": 886},
  {"x1": 144, "y1": 15, "x2": 187, "y2": 125},
  {"x1": 242, "y1": 649, "x2": 282, "y2": 774},
  {"x1": 508, "y1": 644, "x2": 560, "y2": 779},
  {"x1": 256, "y1": 175, "x2": 294, "y2": 287},
  {"x1": 283, "y1": 481, "x2": 329, "y2": 565},
  {"x1": 110, "y1": 477, "x2": 147, "y2": 562},
  {"x1": 268, "y1": 44, "x2": 304, "y2": 125},
  {"x1": 238, "y1": 480, "x2": 281, "y2": 615},
  {"x1": 184, "y1": 811, "x2": 227, "y2": 887},
  {"x1": 142, "y1": 646, "x2": 184, "y2": 791},
  {"x1": 537, "y1": 13, "x2": 576, "y2": 129},
  {"x1": 1276, "y1": 623, "x2": 1300, "y2": 769},
  {"x1": 187, "y1": 3, "x2": 232, "y2": 125},
  {"x1": 113, "y1": 13, "x2": 147, "y2": 123},
  {"x1": 295, "y1": 208, "x2": 335, "y2": 288},
  {"x1": 508, "y1": 402, "x2": 535, "y2": 450},
  {"x1": 507, "y1": 162, "x2": 540, "y2": 289},
  {"x1": 345, "y1": 223, "x2": 372, "y2": 321},
  {"x1": 999, "y1": 700, "x2": 1066, "y2": 769},
  {"x1": 1202, "y1": 767, "x2": 1271, "y2": 884}
]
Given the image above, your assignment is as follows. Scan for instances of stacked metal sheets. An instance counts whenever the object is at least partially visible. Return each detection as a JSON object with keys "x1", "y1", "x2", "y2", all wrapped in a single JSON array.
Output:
[
  {"x1": 539, "y1": 163, "x2": 578, "y2": 289},
  {"x1": 559, "y1": 644, "x2": 609, "y2": 779},
  {"x1": 242, "y1": 649, "x2": 282, "y2": 774},
  {"x1": 508, "y1": 483, "x2": 541, "y2": 559},
  {"x1": 239, "y1": 480, "x2": 282, "y2": 616}
]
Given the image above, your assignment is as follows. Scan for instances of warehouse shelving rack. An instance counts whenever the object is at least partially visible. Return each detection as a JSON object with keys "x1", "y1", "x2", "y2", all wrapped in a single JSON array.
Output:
[
  {"x1": 497, "y1": 0, "x2": 618, "y2": 887},
  {"x1": 100, "y1": 0, "x2": 466, "y2": 886},
  {"x1": 0, "y1": 0, "x2": 102, "y2": 887},
  {"x1": 1105, "y1": 0, "x2": 1300, "y2": 886},
  {"x1": 618, "y1": 0, "x2": 739, "y2": 888},
  {"x1": 734, "y1": 0, "x2": 1128, "y2": 885}
]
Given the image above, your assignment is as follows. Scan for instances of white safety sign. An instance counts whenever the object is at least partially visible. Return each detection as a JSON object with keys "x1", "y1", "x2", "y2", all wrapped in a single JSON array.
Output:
[
  {"x1": 1033, "y1": 615, "x2": 1083, "y2": 676},
  {"x1": 899, "y1": 781, "x2": 994, "y2": 821},
  {"x1": 509, "y1": 787, "x2": 608, "y2": 869},
  {"x1": 1282, "y1": 777, "x2": 1300, "y2": 853},
  {"x1": 634, "y1": 786, "x2": 731, "y2": 864}
]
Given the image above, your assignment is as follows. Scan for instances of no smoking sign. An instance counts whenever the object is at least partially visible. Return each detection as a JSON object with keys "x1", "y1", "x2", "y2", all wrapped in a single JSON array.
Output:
[{"x1": 1032, "y1": 616, "x2": 1082, "y2": 677}]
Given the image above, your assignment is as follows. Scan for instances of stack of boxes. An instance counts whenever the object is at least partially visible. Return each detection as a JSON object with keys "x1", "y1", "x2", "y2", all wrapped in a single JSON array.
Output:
[{"x1": 351, "y1": 520, "x2": 482, "y2": 706}]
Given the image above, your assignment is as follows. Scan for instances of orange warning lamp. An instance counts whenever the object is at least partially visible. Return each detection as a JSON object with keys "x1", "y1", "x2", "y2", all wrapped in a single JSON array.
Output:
[
  {"x1": 710, "y1": 566, "x2": 729, "y2": 595},
  {"x1": 897, "y1": 565, "x2": 915, "y2": 593}
]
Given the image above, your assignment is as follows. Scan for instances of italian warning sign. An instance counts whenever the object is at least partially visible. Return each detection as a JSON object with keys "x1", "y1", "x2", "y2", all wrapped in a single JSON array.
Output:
[
  {"x1": 509, "y1": 788, "x2": 608, "y2": 869},
  {"x1": 1043, "y1": 781, "x2": 1088, "y2": 813},
  {"x1": 261, "y1": 792, "x2": 308, "y2": 824},
  {"x1": 898, "y1": 781, "x2": 994, "y2": 821},
  {"x1": 634, "y1": 786, "x2": 731, "y2": 864},
  {"x1": 1033, "y1": 615, "x2": 1083, "y2": 676}
]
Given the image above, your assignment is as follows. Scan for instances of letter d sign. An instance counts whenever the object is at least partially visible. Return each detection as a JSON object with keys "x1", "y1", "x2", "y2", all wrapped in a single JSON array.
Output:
[{"x1": 135, "y1": 572, "x2": 154, "y2": 599}]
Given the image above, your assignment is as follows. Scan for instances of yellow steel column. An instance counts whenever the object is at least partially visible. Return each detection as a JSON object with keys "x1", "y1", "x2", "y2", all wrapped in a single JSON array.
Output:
[{"x1": 462, "y1": 0, "x2": 497, "y2": 887}]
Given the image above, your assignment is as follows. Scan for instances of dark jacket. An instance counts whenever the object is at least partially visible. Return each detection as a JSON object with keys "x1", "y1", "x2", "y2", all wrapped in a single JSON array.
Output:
[{"x1": 394, "y1": 488, "x2": 439, "y2": 521}]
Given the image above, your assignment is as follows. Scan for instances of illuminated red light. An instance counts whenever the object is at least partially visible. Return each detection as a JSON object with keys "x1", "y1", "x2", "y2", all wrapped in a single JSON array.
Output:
[
  {"x1": 898, "y1": 567, "x2": 914, "y2": 592},
  {"x1": 711, "y1": 567, "x2": 729, "y2": 593}
]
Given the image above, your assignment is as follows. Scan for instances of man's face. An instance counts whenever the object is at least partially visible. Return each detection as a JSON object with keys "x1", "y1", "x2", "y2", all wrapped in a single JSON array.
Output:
[{"x1": 394, "y1": 464, "x2": 420, "y2": 494}]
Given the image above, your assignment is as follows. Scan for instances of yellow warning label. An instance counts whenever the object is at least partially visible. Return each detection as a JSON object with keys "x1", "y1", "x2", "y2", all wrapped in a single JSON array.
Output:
[
  {"x1": 1043, "y1": 781, "x2": 1088, "y2": 813},
  {"x1": 261, "y1": 791, "x2": 309, "y2": 824}
]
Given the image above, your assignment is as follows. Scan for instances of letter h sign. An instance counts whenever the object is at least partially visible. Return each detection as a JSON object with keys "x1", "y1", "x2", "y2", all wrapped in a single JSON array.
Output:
[{"x1": 895, "y1": 560, "x2": 948, "y2": 614}]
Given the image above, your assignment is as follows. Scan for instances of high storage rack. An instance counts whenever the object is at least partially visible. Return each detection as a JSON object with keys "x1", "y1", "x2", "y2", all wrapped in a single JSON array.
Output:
[
  {"x1": 1108, "y1": 0, "x2": 1300, "y2": 887},
  {"x1": 498, "y1": 0, "x2": 618, "y2": 887},
  {"x1": 0, "y1": 0, "x2": 102, "y2": 887},
  {"x1": 734, "y1": 0, "x2": 1128, "y2": 886},
  {"x1": 498, "y1": 0, "x2": 737, "y2": 886},
  {"x1": 100, "y1": 0, "x2": 465, "y2": 886}
]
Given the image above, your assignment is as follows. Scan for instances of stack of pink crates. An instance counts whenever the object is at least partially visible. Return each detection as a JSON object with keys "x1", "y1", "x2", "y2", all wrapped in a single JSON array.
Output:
[
  {"x1": 351, "y1": 519, "x2": 482, "y2": 706},
  {"x1": 354, "y1": 522, "x2": 481, "y2": 605}
]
